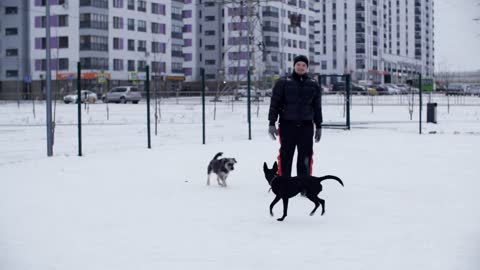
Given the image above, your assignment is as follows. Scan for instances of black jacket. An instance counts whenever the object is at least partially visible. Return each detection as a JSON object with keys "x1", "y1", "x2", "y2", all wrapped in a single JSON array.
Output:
[{"x1": 268, "y1": 72, "x2": 323, "y2": 127}]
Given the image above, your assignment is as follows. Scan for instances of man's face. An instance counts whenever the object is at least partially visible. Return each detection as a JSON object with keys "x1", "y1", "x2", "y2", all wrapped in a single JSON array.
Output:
[{"x1": 294, "y1": 61, "x2": 308, "y2": 75}]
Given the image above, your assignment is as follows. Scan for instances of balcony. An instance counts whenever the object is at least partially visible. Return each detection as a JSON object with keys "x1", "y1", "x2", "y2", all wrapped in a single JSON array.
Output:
[
  {"x1": 172, "y1": 50, "x2": 183, "y2": 57},
  {"x1": 79, "y1": 21, "x2": 108, "y2": 30},
  {"x1": 262, "y1": 11, "x2": 279, "y2": 18},
  {"x1": 172, "y1": 14, "x2": 182, "y2": 21},
  {"x1": 172, "y1": 32, "x2": 183, "y2": 39},
  {"x1": 262, "y1": 26, "x2": 279, "y2": 33}
]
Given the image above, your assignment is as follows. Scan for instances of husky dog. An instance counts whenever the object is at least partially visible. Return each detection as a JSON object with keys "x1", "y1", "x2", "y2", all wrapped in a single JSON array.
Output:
[
  {"x1": 207, "y1": 152, "x2": 237, "y2": 187},
  {"x1": 263, "y1": 161, "x2": 344, "y2": 221}
]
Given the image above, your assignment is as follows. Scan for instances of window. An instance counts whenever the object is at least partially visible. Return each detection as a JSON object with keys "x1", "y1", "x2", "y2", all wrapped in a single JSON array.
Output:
[
  {"x1": 113, "y1": 38, "x2": 123, "y2": 50},
  {"x1": 183, "y1": 10, "x2": 192, "y2": 18},
  {"x1": 128, "y1": 19, "x2": 135, "y2": 31},
  {"x1": 80, "y1": 13, "x2": 108, "y2": 30},
  {"x1": 138, "y1": 20, "x2": 146, "y2": 32},
  {"x1": 128, "y1": 0, "x2": 135, "y2": 10},
  {"x1": 152, "y1": 62, "x2": 166, "y2": 73},
  {"x1": 171, "y1": 44, "x2": 183, "y2": 57},
  {"x1": 80, "y1": 57, "x2": 109, "y2": 70},
  {"x1": 58, "y1": 15, "x2": 68, "y2": 27},
  {"x1": 138, "y1": 0, "x2": 146, "y2": 12},
  {"x1": 205, "y1": 16, "x2": 215, "y2": 21},
  {"x1": 205, "y1": 59, "x2": 216, "y2": 65},
  {"x1": 205, "y1": 30, "x2": 215, "y2": 36},
  {"x1": 152, "y1": 42, "x2": 166, "y2": 53},
  {"x1": 138, "y1": 40, "x2": 146, "y2": 52},
  {"x1": 205, "y1": 45, "x2": 215, "y2": 50},
  {"x1": 113, "y1": 59, "x2": 124, "y2": 71},
  {"x1": 128, "y1": 60, "x2": 135, "y2": 71},
  {"x1": 172, "y1": 62, "x2": 183, "y2": 73},
  {"x1": 5, "y1": 28, "x2": 18, "y2": 35},
  {"x1": 6, "y1": 49, "x2": 18, "y2": 56},
  {"x1": 79, "y1": 36, "x2": 107, "y2": 51},
  {"x1": 113, "y1": 17, "x2": 123, "y2": 29},
  {"x1": 5, "y1": 7, "x2": 18, "y2": 14},
  {"x1": 128, "y1": 39, "x2": 135, "y2": 51},
  {"x1": 171, "y1": 7, "x2": 182, "y2": 20},
  {"x1": 152, "y1": 23, "x2": 166, "y2": 34},
  {"x1": 36, "y1": 0, "x2": 66, "y2": 6},
  {"x1": 138, "y1": 60, "x2": 147, "y2": 71},
  {"x1": 113, "y1": 0, "x2": 123, "y2": 8},
  {"x1": 80, "y1": 0, "x2": 108, "y2": 8},
  {"x1": 152, "y1": 3, "x2": 166, "y2": 15},
  {"x1": 6, "y1": 70, "x2": 19, "y2": 77},
  {"x1": 59, "y1": 37, "x2": 69, "y2": 48}
]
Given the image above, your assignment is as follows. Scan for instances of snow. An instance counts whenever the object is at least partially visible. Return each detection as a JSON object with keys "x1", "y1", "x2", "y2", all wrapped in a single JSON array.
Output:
[{"x1": 1, "y1": 96, "x2": 480, "y2": 270}]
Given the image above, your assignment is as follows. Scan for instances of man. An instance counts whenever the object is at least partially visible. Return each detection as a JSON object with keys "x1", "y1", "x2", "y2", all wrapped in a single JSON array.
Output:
[{"x1": 268, "y1": 55, "x2": 322, "y2": 177}]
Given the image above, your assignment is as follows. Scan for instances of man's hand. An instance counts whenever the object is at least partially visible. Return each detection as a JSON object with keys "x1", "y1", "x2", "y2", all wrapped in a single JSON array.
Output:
[
  {"x1": 268, "y1": 125, "x2": 278, "y2": 140},
  {"x1": 314, "y1": 128, "x2": 322, "y2": 143}
]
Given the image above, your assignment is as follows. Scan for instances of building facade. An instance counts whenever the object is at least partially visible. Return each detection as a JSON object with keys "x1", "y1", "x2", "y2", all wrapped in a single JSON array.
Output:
[
  {"x1": 0, "y1": 0, "x2": 436, "y2": 99},
  {"x1": 313, "y1": 0, "x2": 435, "y2": 83}
]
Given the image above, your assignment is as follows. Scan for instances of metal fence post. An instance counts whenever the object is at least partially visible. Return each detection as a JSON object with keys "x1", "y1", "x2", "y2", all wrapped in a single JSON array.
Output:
[
  {"x1": 146, "y1": 65, "x2": 151, "y2": 149},
  {"x1": 77, "y1": 62, "x2": 82, "y2": 156}
]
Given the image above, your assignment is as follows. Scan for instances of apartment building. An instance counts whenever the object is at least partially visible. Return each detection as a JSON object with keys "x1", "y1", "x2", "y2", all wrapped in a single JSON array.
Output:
[
  {"x1": 0, "y1": 0, "x2": 436, "y2": 99},
  {"x1": 0, "y1": 0, "x2": 30, "y2": 99},
  {"x1": 313, "y1": 0, "x2": 435, "y2": 83},
  {"x1": 0, "y1": 0, "x2": 179, "y2": 99}
]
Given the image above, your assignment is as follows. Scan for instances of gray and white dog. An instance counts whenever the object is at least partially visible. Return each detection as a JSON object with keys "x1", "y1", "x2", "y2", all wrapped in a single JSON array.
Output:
[{"x1": 207, "y1": 152, "x2": 237, "y2": 187}]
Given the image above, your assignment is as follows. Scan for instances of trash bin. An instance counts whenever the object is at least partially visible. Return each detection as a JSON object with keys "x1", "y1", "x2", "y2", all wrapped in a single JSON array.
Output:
[{"x1": 427, "y1": 102, "x2": 437, "y2": 124}]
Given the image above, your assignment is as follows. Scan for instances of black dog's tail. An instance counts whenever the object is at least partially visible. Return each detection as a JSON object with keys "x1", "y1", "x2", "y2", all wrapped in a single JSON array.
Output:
[
  {"x1": 317, "y1": 175, "x2": 344, "y2": 187},
  {"x1": 213, "y1": 152, "x2": 223, "y2": 160}
]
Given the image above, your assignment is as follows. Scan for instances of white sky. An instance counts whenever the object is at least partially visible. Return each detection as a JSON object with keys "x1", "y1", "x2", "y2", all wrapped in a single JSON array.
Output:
[{"x1": 435, "y1": 0, "x2": 480, "y2": 71}]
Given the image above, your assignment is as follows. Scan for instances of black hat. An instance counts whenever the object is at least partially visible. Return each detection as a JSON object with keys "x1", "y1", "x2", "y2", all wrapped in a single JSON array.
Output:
[{"x1": 293, "y1": 55, "x2": 309, "y2": 67}]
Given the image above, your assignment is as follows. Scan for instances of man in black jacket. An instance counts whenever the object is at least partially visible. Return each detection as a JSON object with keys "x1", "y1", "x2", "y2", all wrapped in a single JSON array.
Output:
[{"x1": 268, "y1": 55, "x2": 322, "y2": 177}]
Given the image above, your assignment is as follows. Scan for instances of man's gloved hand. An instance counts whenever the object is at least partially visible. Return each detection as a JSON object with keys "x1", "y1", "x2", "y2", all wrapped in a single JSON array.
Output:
[
  {"x1": 268, "y1": 125, "x2": 278, "y2": 140},
  {"x1": 314, "y1": 128, "x2": 322, "y2": 143}
]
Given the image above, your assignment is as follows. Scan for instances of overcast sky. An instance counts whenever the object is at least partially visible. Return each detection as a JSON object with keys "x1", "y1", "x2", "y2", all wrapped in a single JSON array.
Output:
[{"x1": 435, "y1": 0, "x2": 480, "y2": 71}]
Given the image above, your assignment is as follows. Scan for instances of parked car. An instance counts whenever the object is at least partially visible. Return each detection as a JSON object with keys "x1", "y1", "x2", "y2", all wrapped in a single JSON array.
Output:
[
  {"x1": 395, "y1": 84, "x2": 410, "y2": 94},
  {"x1": 351, "y1": 83, "x2": 368, "y2": 95},
  {"x1": 466, "y1": 84, "x2": 480, "y2": 96},
  {"x1": 63, "y1": 90, "x2": 98, "y2": 104},
  {"x1": 235, "y1": 86, "x2": 261, "y2": 98},
  {"x1": 102, "y1": 86, "x2": 142, "y2": 103},
  {"x1": 446, "y1": 83, "x2": 467, "y2": 96},
  {"x1": 373, "y1": 84, "x2": 389, "y2": 95},
  {"x1": 384, "y1": 83, "x2": 401, "y2": 94}
]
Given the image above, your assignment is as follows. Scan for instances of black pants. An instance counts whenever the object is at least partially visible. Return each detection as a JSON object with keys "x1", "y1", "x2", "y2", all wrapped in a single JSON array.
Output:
[{"x1": 277, "y1": 120, "x2": 314, "y2": 177}]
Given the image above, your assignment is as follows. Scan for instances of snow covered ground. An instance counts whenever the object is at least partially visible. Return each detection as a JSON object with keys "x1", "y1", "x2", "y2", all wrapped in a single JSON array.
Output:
[{"x1": 1, "y1": 97, "x2": 480, "y2": 270}]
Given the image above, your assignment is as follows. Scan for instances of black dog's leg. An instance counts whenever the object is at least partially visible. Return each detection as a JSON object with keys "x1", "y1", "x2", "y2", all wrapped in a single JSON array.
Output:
[
  {"x1": 277, "y1": 198, "x2": 289, "y2": 221},
  {"x1": 270, "y1": 196, "x2": 281, "y2": 216},
  {"x1": 306, "y1": 194, "x2": 320, "y2": 216},
  {"x1": 319, "y1": 198, "x2": 325, "y2": 215}
]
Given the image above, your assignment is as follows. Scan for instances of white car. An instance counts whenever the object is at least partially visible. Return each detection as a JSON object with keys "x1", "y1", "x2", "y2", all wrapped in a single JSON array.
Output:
[
  {"x1": 235, "y1": 86, "x2": 261, "y2": 98},
  {"x1": 384, "y1": 84, "x2": 401, "y2": 94},
  {"x1": 63, "y1": 90, "x2": 98, "y2": 104},
  {"x1": 102, "y1": 86, "x2": 142, "y2": 104}
]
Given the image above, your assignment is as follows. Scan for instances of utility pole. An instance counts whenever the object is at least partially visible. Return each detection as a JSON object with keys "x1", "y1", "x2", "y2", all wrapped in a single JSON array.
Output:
[{"x1": 46, "y1": 1, "x2": 53, "y2": 156}]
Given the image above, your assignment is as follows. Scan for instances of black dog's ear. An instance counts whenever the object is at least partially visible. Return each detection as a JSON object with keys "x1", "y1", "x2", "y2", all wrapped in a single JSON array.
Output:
[
  {"x1": 273, "y1": 161, "x2": 278, "y2": 172},
  {"x1": 263, "y1": 162, "x2": 268, "y2": 172}
]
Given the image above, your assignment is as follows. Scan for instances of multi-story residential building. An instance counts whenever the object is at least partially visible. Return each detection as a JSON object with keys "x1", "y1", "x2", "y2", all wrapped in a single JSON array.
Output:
[
  {"x1": 314, "y1": 0, "x2": 434, "y2": 83},
  {"x1": 182, "y1": 0, "x2": 199, "y2": 81},
  {"x1": 0, "y1": 0, "x2": 436, "y2": 99},
  {"x1": 0, "y1": 0, "x2": 180, "y2": 99},
  {"x1": 0, "y1": 0, "x2": 30, "y2": 99},
  {"x1": 190, "y1": 0, "x2": 312, "y2": 85}
]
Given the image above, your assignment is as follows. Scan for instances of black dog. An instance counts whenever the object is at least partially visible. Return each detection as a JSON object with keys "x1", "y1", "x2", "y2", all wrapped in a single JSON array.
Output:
[
  {"x1": 207, "y1": 152, "x2": 237, "y2": 187},
  {"x1": 263, "y1": 161, "x2": 344, "y2": 221}
]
